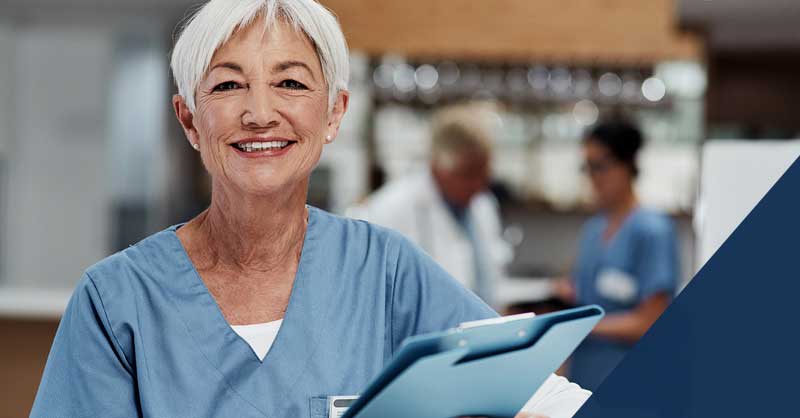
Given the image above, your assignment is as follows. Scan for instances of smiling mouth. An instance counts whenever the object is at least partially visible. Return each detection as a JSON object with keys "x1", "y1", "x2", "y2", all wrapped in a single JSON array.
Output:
[{"x1": 232, "y1": 140, "x2": 294, "y2": 153}]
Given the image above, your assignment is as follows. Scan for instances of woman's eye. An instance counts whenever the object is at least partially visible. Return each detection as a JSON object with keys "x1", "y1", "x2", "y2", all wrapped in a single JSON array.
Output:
[
  {"x1": 278, "y1": 79, "x2": 308, "y2": 90},
  {"x1": 212, "y1": 81, "x2": 242, "y2": 92}
]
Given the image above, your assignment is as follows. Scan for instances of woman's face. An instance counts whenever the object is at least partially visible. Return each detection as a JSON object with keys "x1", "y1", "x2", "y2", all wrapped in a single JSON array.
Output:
[
  {"x1": 174, "y1": 19, "x2": 348, "y2": 198},
  {"x1": 582, "y1": 139, "x2": 633, "y2": 209}
]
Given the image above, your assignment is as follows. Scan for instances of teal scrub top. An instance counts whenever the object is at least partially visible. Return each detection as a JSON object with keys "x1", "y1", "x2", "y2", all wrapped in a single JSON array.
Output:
[
  {"x1": 31, "y1": 206, "x2": 496, "y2": 418},
  {"x1": 570, "y1": 207, "x2": 679, "y2": 391}
]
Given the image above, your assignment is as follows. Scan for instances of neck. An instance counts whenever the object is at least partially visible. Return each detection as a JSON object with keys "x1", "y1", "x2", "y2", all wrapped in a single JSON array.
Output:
[
  {"x1": 607, "y1": 190, "x2": 638, "y2": 223},
  {"x1": 189, "y1": 180, "x2": 309, "y2": 273}
]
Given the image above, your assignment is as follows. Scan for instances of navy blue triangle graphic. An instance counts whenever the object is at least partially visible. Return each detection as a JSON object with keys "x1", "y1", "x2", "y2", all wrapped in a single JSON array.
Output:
[{"x1": 573, "y1": 156, "x2": 800, "y2": 418}]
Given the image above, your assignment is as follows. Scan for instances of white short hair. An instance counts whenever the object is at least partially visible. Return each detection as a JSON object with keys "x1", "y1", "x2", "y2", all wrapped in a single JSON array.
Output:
[
  {"x1": 430, "y1": 103, "x2": 494, "y2": 170},
  {"x1": 170, "y1": 0, "x2": 349, "y2": 112}
]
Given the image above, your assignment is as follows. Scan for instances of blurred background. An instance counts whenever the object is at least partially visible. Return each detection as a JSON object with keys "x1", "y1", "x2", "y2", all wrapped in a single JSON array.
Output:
[{"x1": 1, "y1": 0, "x2": 799, "y2": 415}]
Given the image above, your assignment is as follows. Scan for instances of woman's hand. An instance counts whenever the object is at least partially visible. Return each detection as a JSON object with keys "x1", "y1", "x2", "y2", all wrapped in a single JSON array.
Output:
[
  {"x1": 551, "y1": 277, "x2": 576, "y2": 304},
  {"x1": 590, "y1": 291, "x2": 671, "y2": 342}
]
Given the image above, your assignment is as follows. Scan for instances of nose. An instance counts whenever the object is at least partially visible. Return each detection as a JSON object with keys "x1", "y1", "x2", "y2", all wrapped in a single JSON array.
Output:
[{"x1": 241, "y1": 85, "x2": 280, "y2": 130}]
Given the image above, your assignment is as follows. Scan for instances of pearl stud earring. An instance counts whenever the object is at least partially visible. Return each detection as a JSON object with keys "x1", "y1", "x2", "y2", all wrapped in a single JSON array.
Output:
[
  {"x1": 325, "y1": 135, "x2": 333, "y2": 143},
  {"x1": 192, "y1": 143, "x2": 200, "y2": 151}
]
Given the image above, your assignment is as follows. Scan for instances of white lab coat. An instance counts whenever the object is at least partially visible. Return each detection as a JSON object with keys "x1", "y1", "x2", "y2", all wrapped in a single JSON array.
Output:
[{"x1": 349, "y1": 170, "x2": 513, "y2": 307}]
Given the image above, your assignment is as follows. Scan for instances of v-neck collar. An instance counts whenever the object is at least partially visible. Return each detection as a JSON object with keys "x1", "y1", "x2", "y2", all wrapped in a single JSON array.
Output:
[
  {"x1": 601, "y1": 206, "x2": 641, "y2": 249},
  {"x1": 161, "y1": 206, "x2": 334, "y2": 417}
]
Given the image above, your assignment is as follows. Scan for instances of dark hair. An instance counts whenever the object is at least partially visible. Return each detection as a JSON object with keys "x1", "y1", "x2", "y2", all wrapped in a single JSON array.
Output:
[{"x1": 584, "y1": 120, "x2": 644, "y2": 177}]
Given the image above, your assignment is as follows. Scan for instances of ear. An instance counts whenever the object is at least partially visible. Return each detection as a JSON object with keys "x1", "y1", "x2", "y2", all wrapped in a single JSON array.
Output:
[
  {"x1": 325, "y1": 90, "x2": 350, "y2": 141},
  {"x1": 172, "y1": 94, "x2": 200, "y2": 147}
]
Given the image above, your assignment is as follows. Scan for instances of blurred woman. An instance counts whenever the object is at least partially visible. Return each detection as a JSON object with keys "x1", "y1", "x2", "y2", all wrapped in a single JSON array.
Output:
[{"x1": 555, "y1": 121, "x2": 680, "y2": 391}]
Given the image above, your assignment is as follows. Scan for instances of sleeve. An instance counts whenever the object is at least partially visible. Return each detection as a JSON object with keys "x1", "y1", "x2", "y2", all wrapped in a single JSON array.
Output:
[
  {"x1": 387, "y1": 233, "x2": 498, "y2": 354},
  {"x1": 635, "y1": 218, "x2": 680, "y2": 299},
  {"x1": 520, "y1": 374, "x2": 592, "y2": 418},
  {"x1": 30, "y1": 273, "x2": 139, "y2": 418}
]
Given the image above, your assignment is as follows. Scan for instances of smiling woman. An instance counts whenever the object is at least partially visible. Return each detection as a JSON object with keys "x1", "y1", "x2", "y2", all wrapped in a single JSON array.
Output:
[
  {"x1": 29, "y1": 1, "x2": 589, "y2": 418},
  {"x1": 173, "y1": 17, "x2": 346, "y2": 202}
]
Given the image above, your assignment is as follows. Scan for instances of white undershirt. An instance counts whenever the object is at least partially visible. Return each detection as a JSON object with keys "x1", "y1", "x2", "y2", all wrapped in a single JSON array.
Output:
[{"x1": 231, "y1": 319, "x2": 283, "y2": 361}]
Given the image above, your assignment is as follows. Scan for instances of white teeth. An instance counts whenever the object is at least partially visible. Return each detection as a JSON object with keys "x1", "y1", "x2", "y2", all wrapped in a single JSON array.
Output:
[{"x1": 235, "y1": 141, "x2": 291, "y2": 152}]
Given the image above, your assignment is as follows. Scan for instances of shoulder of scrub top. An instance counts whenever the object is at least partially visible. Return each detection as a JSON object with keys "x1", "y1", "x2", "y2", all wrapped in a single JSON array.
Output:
[
  {"x1": 579, "y1": 213, "x2": 607, "y2": 239},
  {"x1": 82, "y1": 225, "x2": 185, "y2": 290},
  {"x1": 629, "y1": 207, "x2": 677, "y2": 240},
  {"x1": 316, "y1": 209, "x2": 497, "y2": 340}
]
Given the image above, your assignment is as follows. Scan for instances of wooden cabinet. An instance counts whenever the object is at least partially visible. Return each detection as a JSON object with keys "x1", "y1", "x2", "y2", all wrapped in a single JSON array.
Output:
[{"x1": 322, "y1": 0, "x2": 703, "y2": 64}]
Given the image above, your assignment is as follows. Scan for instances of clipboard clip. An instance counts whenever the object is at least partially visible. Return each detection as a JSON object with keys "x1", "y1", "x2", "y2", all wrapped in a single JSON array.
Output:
[{"x1": 457, "y1": 312, "x2": 536, "y2": 330}]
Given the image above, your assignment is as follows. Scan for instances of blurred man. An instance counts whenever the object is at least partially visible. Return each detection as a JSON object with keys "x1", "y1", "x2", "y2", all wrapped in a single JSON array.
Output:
[{"x1": 352, "y1": 104, "x2": 511, "y2": 307}]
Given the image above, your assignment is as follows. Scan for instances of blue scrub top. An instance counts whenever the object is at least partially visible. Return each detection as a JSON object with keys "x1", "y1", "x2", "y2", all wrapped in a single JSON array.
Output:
[
  {"x1": 31, "y1": 206, "x2": 497, "y2": 418},
  {"x1": 569, "y1": 207, "x2": 679, "y2": 391}
]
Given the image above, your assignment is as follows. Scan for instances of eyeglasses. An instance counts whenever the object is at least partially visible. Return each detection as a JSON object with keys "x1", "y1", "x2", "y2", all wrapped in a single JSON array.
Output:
[{"x1": 581, "y1": 159, "x2": 616, "y2": 175}]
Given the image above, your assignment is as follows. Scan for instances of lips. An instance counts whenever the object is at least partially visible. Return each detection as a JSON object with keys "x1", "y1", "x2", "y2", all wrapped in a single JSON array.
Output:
[{"x1": 230, "y1": 137, "x2": 298, "y2": 156}]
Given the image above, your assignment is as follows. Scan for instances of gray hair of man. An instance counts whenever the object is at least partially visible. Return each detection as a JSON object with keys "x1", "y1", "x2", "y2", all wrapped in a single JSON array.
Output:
[
  {"x1": 429, "y1": 103, "x2": 495, "y2": 171},
  {"x1": 170, "y1": 0, "x2": 350, "y2": 113}
]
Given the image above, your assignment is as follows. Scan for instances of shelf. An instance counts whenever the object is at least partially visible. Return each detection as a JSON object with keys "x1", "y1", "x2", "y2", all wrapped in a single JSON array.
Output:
[{"x1": 0, "y1": 287, "x2": 72, "y2": 319}]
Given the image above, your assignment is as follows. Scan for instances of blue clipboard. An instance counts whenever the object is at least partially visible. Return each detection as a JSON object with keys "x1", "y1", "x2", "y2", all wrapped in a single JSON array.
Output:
[{"x1": 342, "y1": 305, "x2": 604, "y2": 418}]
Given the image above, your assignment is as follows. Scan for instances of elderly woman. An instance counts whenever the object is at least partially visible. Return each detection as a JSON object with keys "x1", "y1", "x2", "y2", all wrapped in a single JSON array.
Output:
[{"x1": 30, "y1": 1, "x2": 590, "y2": 417}]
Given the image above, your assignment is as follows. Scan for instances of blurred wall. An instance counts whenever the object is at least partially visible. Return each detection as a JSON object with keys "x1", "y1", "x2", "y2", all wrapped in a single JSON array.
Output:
[
  {"x1": 0, "y1": 10, "x2": 180, "y2": 290},
  {"x1": 0, "y1": 25, "x2": 11, "y2": 154},
  {"x1": 0, "y1": 22, "x2": 112, "y2": 289}
]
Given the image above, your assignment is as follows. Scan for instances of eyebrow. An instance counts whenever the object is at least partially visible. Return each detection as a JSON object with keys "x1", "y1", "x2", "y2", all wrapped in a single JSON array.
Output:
[
  {"x1": 273, "y1": 60, "x2": 316, "y2": 82},
  {"x1": 208, "y1": 62, "x2": 244, "y2": 73},
  {"x1": 207, "y1": 60, "x2": 317, "y2": 82}
]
